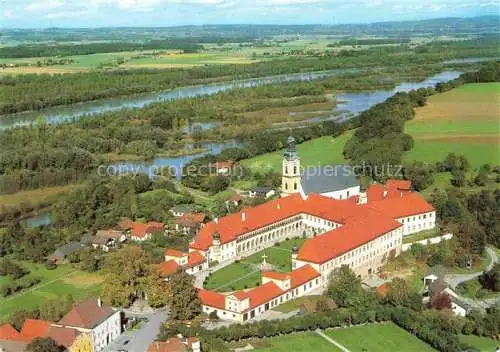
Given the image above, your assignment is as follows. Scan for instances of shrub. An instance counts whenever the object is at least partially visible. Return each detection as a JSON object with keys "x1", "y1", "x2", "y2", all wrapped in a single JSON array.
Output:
[{"x1": 45, "y1": 261, "x2": 57, "y2": 270}]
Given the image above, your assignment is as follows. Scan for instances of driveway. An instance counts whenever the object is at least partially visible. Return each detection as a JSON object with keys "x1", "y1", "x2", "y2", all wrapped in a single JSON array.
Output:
[
  {"x1": 107, "y1": 310, "x2": 168, "y2": 352},
  {"x1": 444, "y1": 247, "x2": 498, "y2": 289}
]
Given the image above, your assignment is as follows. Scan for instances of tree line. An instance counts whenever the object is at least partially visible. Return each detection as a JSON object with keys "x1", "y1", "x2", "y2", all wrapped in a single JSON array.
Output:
[{"x1": 2, "y1": 39, "x2": 496, "y2": 115}]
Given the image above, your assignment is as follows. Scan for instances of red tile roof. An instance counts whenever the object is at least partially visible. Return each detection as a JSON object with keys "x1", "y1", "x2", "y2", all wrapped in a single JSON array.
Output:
[
  {"x1": 186, "y1": 251, "x2": 206, "y2": 267},
  {"x1": 58, "y1": 298, "x2": 116, "y2": 329},
  {"x1": 147, "y1": 338, "x2": 187, "y2": 352},
  {"x1": 290, "y1": 265, "x2": 320, "y2": 289},
  {"x1": 367, "y1": 184, "x2": 386, "y2": 202},
  {"x1": 209, "y1": 160, "x2": 235, "y2": 171},
  {"x1": 19, "y1": 320, "x2": 51, "y2": 341},
  {"x1": 157, "y1": 260, "x2": 180, "y2": 277},
  {"x1": 261, "y1": 271, "x2": 290, "y2": 281},
  {"x1": 147, "y1": 221, "x2": 165, "y2": 229},
  {"x1": 130, "y1": 223, "x2": 157, "y2": 238},
  {"x1": 46, "y1": 326, "x2": 79, "y2": 348},
  {"x1": 386, "y1": 179, "x2": 412, "y2": 191},
  {"x1": 164, "y1": 249, "x2": 185, "y2": 258},
  {"x1": 365, "y1": 192, "x2": 435, "y2": 219},
  {"x1": 0, "y1": 324, "x2": 22, "y2": 341},
  {"x1": 297, "y1": 209, "x2": 402, "y2": 264},
  {"x1": 198, "y1": 289, "x2": 226, "y2": 310},
  {"x1": 376, "y1": 283, "x2": 390, "y2": 297},
  {"x1": 237, "y1": 282, "x2": 284, "y2": 311}
]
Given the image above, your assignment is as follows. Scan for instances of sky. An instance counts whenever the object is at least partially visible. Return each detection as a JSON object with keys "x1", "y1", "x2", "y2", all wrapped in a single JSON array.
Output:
[{"x1": 1, "y1": 0, "x2": 498, "y2": 28}]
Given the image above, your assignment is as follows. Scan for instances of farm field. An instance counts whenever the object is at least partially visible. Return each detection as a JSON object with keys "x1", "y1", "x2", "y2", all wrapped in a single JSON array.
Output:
[
  {"x1": 459, "y1": 334, "x2": 498, "y2": 351},
  {"x1": 0, "y1": 261, "x2": 104, "y2": 321},
  {"x1": 204, "y1": 238, "x2": 305, "y2": 292},
  {"x1": 227, "y1": 331, "x2": 341, "y2": 352},
  {"x1": 325, "y1": 323, "x2": 437, "y2": 352},
  {"x1": 241, "y1": 133, "x2": 353, "y2": 172},
  {"x1": 404, "y1": 83, "x2": 500, "y2": 168}
]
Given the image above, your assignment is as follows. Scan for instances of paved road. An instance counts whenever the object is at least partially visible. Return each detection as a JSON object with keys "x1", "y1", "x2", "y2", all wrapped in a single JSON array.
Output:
[
  {"x1": 107, "y1": 310, "x2": 168, "y2": 352},
  {"x1": 444, "y1": 247, "x2": 498, "y2": 289}
]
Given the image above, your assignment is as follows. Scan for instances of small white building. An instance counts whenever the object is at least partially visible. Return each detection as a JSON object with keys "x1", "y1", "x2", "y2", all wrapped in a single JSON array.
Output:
[{"x1": 249, "y1": 187, "x2": 276, "y2": 199}]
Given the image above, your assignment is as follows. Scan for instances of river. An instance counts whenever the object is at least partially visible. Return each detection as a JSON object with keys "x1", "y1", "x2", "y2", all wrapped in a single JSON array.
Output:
[{"x1": 0, "y1": 68, "x2": 358, "y2": 130}]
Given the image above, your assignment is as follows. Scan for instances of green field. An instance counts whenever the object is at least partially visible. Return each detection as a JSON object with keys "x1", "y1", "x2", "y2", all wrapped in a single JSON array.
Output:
[
  {"x1": 459, "y1": 334, "x2": 499, "y2": 351},
  {"x1": 228, "y1": 332, "x2": 341, "y2": 352},
  {"x1": 404, "y1": 83, "x2": 500, "y2": 168},
  {"x1": 0, "y1": 261, "x2": 104, "y2": 321},
  {"x1": 204, "y1": 238, "x2": 305, "y2": 291},
  {"x1": 325, "y1": 323, "x2": 437, "y2": 352},
  {"x1": 241, "y1": 133, "x2": 353, "y2": 172}
]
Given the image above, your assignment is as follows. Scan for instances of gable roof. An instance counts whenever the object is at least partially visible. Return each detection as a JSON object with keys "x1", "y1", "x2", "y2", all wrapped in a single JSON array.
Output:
[
  {"x1": 165, "y1": 249, "x2": 185, "y2": 258},
  {"x1": 290, "y1": 264, "x2": 320, "y2": 288},
  {"x1": 301, "y1": 165, "x2": 359, "y2": 195},
  {"x1": 364, "y1": 192, "x2": 435, "y2": 219},
  {"x1": 46, "y1": 326, "x2": 79, "y2": 348},
  {"x1": 386, "y1": 179, "x2": 412, "y2": 191},
  {"x1": 175, "y1": 213, "x2": 206, "y2": 227},
  {"x1": 297, "y1": 209, "x2": 401, "y2": 264},
  {"x1": 156, "y1": 260, "x2": 180, "y2": 278},
  {"x1": 19, "y1": 320, "x2": 51, "y2": 341},
  {"x1": 52, "y1": 242, "x2": 83, "y2": 258},
  {"x1": 0, "y1": 324, "x2": 22, "y2": 341},
  {"x1": 261, "y1": 271, "x2": 290, "y2": 281},
  {"x1": 198, "y1": 289, "x2": 226, "y2": 310},
  {"x1": 58, "y1": 298, "x2": 116, "y2": 329},
  {"x1": 147, "y1": 338, "x2": 188, "y2": 352}
]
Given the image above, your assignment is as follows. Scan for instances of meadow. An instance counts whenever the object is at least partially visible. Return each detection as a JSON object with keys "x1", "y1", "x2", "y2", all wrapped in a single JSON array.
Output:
[
  {"x1": 0, "y1": 261, "x2": 104, "y2": 321},
  {"x1": 228, "y1": 331, "x2": 342, "y2": 352},
  {"x1": 404, "y1": 83, "x2": 500, "y2": 168},
  {"x1": 459, "y1": 334, "x2": 499, "y2": 351},
  {"x1": 204, "y1": 238, "x2": 305, "y2": 292},
  {"x1": 325, "y1": 323, "x2": 437, "y2": 352},
  {"x1": 241, "y1": 133, "x2": 353, "y2": 172}
]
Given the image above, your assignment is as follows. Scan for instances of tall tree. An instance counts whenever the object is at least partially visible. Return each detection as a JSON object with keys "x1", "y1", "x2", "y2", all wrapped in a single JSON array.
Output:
[
  {"x1": 26, "y1": 338, "x2": 63, "y2": 352},
  {"x1": 168, "y1": 271, "x2": 201, "y2": 320}
]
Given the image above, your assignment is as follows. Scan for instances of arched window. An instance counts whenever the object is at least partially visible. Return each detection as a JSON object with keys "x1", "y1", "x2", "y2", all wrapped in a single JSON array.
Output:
[
  {"x1": 285, "y1": 183, "x2": 288, "y2": 190},
  {"x1": 294, "y1": 183, "x2": 297, "y2": 190},
  {"x1": 285, "y1": 166, "x2": 288, "y2": 174},
  {"x1": 293, "y1": 166, "x2": 297, "y2": 174}
]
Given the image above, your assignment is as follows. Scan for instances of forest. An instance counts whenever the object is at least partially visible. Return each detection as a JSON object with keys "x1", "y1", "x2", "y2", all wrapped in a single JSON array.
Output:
[{"x1": 1, "y1": 37, "x2": 498, "y2": 115}]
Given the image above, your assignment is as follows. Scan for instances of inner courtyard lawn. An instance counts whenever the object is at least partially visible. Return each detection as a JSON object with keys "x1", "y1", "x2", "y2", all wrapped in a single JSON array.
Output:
[
  {"x1": 204, "y1": 238, "x2": 306, "y2": 292},
  {"x1": 404, "y1": 83, "x2": 500, "y2": 168},
  {"x1": 228, "y1": 332, "x2": 342, "y2": 352},
  {"x1": 325, "y1": 323, "x2": 437, "y2": 352}
]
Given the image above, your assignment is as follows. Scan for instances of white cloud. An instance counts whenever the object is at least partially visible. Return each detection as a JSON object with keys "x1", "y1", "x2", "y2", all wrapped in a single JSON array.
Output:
[
  {"x1": 47, "y1": 9, "x2": 89, "y2": 18},
  {"x1": 25, "y1": 0, "x2": 65, "y2": 11}
]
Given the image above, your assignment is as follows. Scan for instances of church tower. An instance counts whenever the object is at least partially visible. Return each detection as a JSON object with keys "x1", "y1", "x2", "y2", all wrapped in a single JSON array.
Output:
[{"x1": 281, "y1": 136, "x2": 301, "y2": 197}]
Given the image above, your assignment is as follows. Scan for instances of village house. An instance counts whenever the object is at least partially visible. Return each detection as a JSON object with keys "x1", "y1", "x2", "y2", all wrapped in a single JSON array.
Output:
[
  {"x1": 92, "y1": 229, "x2": 126, "y2": 252},
  {"x1": 157, "y1": 249, "x2": 208, "y2": 279},
  {"x1": 249, "y1": 186, "x2": 276, "y2": 199},
  {"x1": 175, "y1": 213, "x2": 206, "y2": 235},
  {"x1": 51, "y1": 242, "x2": 84, "y2": 264},
  {"x1": 147, "y1": 336, "x2": 200, "y2": 352},
  {"x1": 118, "y1": 218, "x2": 166, "y2": 241},
  {"x1": 57, "y1": 297, "x2": 122, "y2": 352},
  {"x1": 225, "y1": 193, "x2": 243, "y2": 209},
  {"x1": 170, "y1": 204, "x2": 197, "y2": 218},
  {"x1": 0, "y1": 298, "x2": 119, "y2": 352},
  {"x1": 209, "y1": 160, "x2": 235, "y2": 176}
]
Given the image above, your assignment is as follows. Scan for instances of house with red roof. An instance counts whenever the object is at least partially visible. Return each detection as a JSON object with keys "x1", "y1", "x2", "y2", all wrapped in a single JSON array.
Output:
[
  {"x1": 208, "y1": 160, "x2": 235, "y2": 176},
  {"x1": 147, "y1": 336, "x2": 200, "y2": 352},
  {"x1": 198, "y1": 264, "x2": 321, "y2": 322},
  {"x1": 159, "y1": 248, "x2": 208, "y2": 277},
  {"x1": 57, "y1": 297, "x2": 122, "y2": 352},
  {"x1": 175, "y1": 213, "x2": 206, "y2": 235},
  {"x1": 118, "y1": 219, "x2": 166, "y2": 241}
]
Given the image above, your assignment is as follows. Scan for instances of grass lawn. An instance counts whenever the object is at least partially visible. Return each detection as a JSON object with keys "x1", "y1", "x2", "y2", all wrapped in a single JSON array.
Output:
[
  {"x1": 227, "y1": 332, "x2": 341, "y2": 352},
  {"x1": 241, "y1": 133, "x2": 353, "y2": 172},
  {"x1": 402, "y1": 228, "x2": 441, "y2": 244},
  {"x1": 325, "y1": 323, "x2": 437, "y2": 352},
  {"x1": 272, "y1": 295, "x2": 323, "y2": 313},
  {"x1": 0, "y1": 261, "x2": 104, "y2": 321},
  {"x1": 404, "y1": 83, "x2": 500, "y2": 169},
  {"x1": 0, "y1": 184, "x2": 78, "y2": 213},
  {"x1": 204, "y1": 238, "x2": 306, "y2": 292},
  {"x1": 459, "y1": 334, "x2": 499, "y2": 351}
]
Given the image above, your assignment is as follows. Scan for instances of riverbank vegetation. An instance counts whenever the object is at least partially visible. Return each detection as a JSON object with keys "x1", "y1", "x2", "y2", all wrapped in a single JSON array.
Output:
[{"x1": 1, "y1": 36, "x2": 498, "y2": 114}]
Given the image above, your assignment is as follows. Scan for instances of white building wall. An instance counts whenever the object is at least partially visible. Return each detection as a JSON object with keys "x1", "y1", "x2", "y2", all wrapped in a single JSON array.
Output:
[
  {"x1": 398, "y1": 211, "x2": 436, "y2": 236},
  {"x1": 320, "y1": 185, "x2": 361, "y2": 200},
  {"x1": 91, "y1": 310, "x2": 121, "y2": 352}
]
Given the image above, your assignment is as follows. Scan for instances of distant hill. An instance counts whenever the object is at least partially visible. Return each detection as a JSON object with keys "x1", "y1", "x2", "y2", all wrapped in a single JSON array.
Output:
[{"x1": 1, "y1": 16, "x2": 498, "y2": 44}]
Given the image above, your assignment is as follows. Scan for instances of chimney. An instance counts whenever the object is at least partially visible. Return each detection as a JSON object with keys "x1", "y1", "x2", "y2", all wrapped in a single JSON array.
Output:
[
  {"x1": 277, "y1": 203, "x2": 281, "y2": 210},
  {"x1": 241, "y1": 211, "x2": 246, "y2": 222},
  {"x1": 358, "y1": 191, "x2": 368, "y2": 205},
  {"x1": 97, "y1": 297, "x2": 102, "y2": 307},
  {"x1": 214, "y1": 217, "x2": 218, "y2": 224}
]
